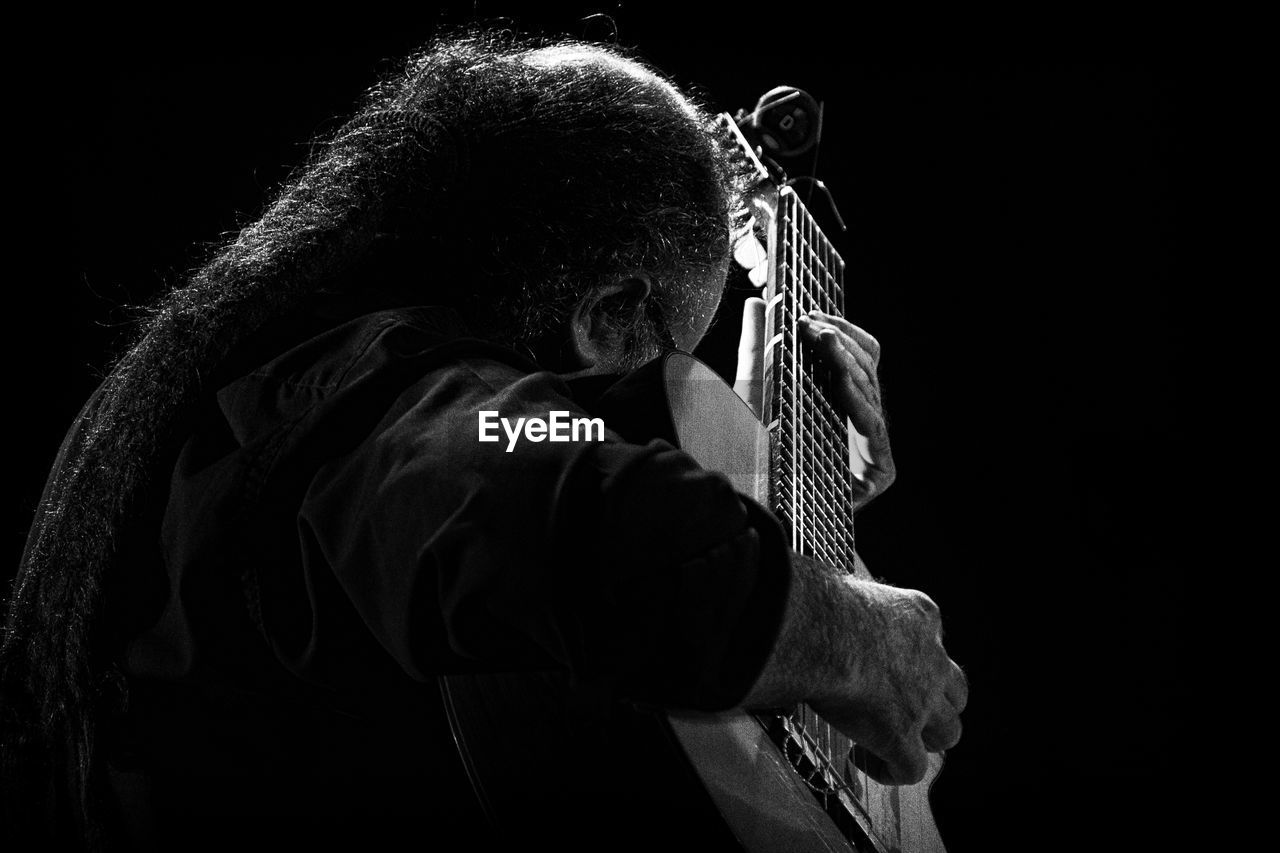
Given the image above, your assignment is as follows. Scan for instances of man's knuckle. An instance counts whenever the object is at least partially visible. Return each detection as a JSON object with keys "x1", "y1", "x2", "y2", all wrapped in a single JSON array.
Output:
[
  {"x1": 939, "y1": 717, "x2": 962, "y2": 751},
  {"x1": 911, "y1": 591, "x2": 940, "y2": 620},
  {"x1": 952, "y1": 665, "x2": 970, "y2": 710},
  {"x1": 922, "y1": 713, "x2": 961, "y2": 752},
  {"x1": 897, "y1": 750, "x2": 928, "y2": 785}
]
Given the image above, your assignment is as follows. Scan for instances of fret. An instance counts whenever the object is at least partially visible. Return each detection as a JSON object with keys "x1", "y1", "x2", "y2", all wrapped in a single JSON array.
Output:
[{"x1": 784, "y1": 374, "x2": 838, "y2": 435}]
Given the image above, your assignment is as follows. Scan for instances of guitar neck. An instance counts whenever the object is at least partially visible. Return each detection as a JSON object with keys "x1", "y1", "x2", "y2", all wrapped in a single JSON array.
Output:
[
  {"x1": 756, "y1": 182, "x2": 946, "y2": 853},
  {"x1": 762, "y1": 186, "x2": 860, "y2": 571}
]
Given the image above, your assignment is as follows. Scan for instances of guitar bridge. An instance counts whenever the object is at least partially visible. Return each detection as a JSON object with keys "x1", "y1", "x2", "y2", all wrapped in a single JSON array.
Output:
[{"x1": 760, "y1": 712, "x2": 892, "y2": 853}]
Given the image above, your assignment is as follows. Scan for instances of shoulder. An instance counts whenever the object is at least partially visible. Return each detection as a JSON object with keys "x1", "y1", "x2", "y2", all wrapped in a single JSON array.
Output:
[{"x1": 213, "y1": 306, "x2": 542, "y2": 445}]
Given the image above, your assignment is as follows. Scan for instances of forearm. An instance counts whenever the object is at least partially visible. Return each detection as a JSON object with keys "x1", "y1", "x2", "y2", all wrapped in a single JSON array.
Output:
[
  {"x1": 740, "y1": 550, "x2": 867, "y2": 710},
  {"x1": 738, "y1": 547, "x2": 966, "y2": 786}
]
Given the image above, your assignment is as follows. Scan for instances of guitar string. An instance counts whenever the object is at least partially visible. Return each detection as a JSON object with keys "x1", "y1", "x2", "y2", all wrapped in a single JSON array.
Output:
[
  {"x1": 788, "y1": 195, "x2": 813, "y2": 749},
  {"x1": 802, "y1": 200, "x2": 857, "y2": 803},
  {"x1": 821, "y1": 202, "x2": 877, "y2": 820},
  {"x1": 777, "y1": 197, "x2": 800, "y2": 735},
  {"x1": 790, "y1": 196, "x2": 832, "y2": 794},
  {"x1": 814, "y1": 202, "x2": 870, "y2": 809},
  {"x1": 818, "y1": 209, "x2": 865, "y2": 804},
  {"x1": 810, "y1": 215, "x2": 856, "y2": 578},
  {"x1": 801, "y1": 203, "x2": 837, "y2": 769},
  {"x1": 790, "y1": 194, "x2": 878, "y2": 810},
  {"x1": 807, "y1": 206, "x2": 850, "y2": 789},
  {"x1": 808, "y1": 206, "x2": 839, "y2": 778},
  {"x1": 774, "y1": 192, "x2": 892, "y2": 820},
  {"x1": 789, "y1": 195, "x2": 816, "y2": 773},
  {"x1": 783, "y1": 195, "x2": 814, "y2": 747}
]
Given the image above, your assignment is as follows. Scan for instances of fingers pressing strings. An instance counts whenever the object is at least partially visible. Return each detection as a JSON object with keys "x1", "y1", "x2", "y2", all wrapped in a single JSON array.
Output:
[{"x1": 797, "y1": 313, "x2": 887, "y2": 444}]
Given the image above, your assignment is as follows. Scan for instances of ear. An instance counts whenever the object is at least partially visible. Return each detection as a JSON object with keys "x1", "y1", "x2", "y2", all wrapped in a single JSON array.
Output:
[{"x1": 568, "y1": 275, "x2": 653, "y2": 370}]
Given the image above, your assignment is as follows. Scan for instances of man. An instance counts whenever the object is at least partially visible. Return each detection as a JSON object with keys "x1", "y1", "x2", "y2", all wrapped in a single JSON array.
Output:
[{"x1": 2, "y1": 33, "x2": 965, "y2": 850}]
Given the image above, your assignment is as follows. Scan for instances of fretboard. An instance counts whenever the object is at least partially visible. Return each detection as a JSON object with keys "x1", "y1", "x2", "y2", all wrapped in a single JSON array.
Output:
[
  {"x1": 720, "y1": 108, "x2": 937, "y2": 853},
  {"x1": 764, "y1": 187, "x2": 858, "y2": 570},
  {"x1": 760, "y1": 186, "x2": 904, "y2": 852}
]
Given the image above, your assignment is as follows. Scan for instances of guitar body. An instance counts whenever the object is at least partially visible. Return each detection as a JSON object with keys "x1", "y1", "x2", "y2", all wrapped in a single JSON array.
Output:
[
  {"x1": 660, "y1": 353, "x2": 945, "y2": 853},
  {"x1": 441, "y1": 353, "x2": 945, "y2": 852}
]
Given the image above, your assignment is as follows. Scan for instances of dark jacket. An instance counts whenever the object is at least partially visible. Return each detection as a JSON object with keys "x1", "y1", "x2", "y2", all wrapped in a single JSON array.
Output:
[{"x1": 104, "y1": 305, "x2": 790, "y2": 847}]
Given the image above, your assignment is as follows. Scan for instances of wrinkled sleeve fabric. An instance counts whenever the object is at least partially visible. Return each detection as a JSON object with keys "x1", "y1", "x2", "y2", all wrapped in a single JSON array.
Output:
[{"x1": 296, "y1": 351, "x2": 791, "y2": 712}]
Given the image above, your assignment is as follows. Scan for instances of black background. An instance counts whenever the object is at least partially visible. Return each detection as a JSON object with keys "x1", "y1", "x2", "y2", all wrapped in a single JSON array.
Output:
[{"x1": 10, "y1": 5, "x2": 1194, "y2": 851}]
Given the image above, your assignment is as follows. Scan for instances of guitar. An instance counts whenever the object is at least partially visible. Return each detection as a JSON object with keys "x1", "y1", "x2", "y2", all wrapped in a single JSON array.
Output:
[
  {"x1": 440, "y1": 110, "x2": 946, "y2": 851},
  {"x1": 661, "y1": 113, "x2": 947, "y2": 852}
]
